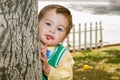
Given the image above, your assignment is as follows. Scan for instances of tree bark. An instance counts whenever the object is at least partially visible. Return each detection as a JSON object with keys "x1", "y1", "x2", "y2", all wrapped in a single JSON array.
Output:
[{"x1": 0, "y1": 0, "x2": 41, "y2": 80}]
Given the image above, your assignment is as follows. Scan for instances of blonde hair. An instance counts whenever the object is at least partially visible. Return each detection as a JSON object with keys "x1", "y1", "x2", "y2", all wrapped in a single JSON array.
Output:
[{"x1": 38, "y1": 4, "x2": 73, "y2": 35}]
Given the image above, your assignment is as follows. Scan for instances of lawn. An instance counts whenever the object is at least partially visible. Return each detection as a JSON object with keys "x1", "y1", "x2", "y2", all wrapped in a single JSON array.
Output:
[{"x1": 71, "y1": 45, "x2": 120, "y2": 80}]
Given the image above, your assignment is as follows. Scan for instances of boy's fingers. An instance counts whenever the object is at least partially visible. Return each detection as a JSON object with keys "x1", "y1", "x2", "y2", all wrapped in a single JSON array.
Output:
[
  {"x1": 41, "y1": 51, "x2": 44, "y2": 57},
  {"x1": 40, "y1": 42, "x2": 48, "y2": 63},
  {"x1": 40, "y1": 42, "x2": 47, "y2": 50}
]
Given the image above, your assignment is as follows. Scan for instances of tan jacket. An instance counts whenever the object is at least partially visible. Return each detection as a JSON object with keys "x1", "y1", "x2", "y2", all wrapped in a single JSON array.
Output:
[{"x1": 47, "y1": 47, "x2": 74, "y2": 80}]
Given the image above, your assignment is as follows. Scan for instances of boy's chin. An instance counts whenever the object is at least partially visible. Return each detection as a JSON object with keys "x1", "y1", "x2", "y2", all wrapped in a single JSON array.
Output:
[{"x1": 47, "y1": 43, "x2": 56, "y2": 46}]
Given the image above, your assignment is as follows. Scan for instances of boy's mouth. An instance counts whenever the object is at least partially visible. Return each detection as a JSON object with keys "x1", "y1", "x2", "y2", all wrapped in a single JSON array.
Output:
[{"x1": 46, "y1": 34, "x2": 54, "y2": 40}]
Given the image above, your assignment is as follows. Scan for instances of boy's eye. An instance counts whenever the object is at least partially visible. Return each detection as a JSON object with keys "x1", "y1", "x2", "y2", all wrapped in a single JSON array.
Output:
[
  {"x1": 57, "y1": 27, "x2": 63, "y2": 31},
  {"x1": 46, "y1": 22, "x2": 51, "y2": 26}
]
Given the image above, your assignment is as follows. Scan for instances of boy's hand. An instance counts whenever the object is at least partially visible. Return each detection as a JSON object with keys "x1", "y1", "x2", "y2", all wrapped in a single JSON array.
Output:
[{"x1": 41, "y1": 43, "x2": 50, "y2": 76}]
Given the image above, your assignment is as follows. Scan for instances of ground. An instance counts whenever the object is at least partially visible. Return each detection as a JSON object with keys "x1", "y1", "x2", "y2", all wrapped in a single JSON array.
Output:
[{"x1": 72, "y1": 45, "x2": 120, "y2": 80}]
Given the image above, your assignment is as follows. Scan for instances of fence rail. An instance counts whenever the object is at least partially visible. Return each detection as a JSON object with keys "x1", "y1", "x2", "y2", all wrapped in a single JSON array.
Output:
[{"x1": 63, "y1": 21, "x2": 103, "y2": 51}]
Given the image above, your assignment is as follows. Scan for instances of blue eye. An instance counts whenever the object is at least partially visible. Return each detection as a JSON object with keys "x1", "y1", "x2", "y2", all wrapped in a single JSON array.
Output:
[
  {"x1": 57, "y1": 27, "x2": 63, "y2": 31},
  {"x1": 46, "y1": 22, "x2": 51, "y2": 26}
]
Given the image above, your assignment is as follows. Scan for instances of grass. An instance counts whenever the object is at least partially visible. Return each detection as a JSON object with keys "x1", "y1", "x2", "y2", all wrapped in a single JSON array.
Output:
[{"x1": 71, "y1": 45, "x2": 120, "y2": 80}]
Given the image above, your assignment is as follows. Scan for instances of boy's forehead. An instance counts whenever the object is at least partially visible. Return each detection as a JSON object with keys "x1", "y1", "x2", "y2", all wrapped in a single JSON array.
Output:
[
  {"x1": 45, "y1": 9, "x2": 66, "y2": 17},
  {"x1": 43, "y1": 9, "x2": 69, "y2": 28},
  {"x1": 46, "y1": 9, "x2": 56, "y2": 15},
  {"x1": 45, "y1": 9, "x2": 68, "y2": 21}
]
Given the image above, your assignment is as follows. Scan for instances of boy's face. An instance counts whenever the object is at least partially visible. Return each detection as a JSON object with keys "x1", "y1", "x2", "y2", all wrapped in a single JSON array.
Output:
[{"x1": 39, "y1": 9, "x2": 68, "y2": 46}]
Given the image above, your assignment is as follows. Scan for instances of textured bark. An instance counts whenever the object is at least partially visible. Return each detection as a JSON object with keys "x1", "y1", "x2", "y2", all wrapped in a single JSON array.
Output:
[{"x1": 0, "y1": 0, "x2": 41, "y2": 80}]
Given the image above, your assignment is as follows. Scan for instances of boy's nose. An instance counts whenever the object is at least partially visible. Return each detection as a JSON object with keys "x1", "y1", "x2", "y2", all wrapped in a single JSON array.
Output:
[{"x1": 49, "y1": 27, "x2": 56, "y2": 33}]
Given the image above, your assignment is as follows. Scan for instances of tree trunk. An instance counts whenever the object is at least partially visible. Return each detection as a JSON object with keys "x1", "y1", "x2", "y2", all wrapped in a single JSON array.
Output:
[{"x1": 0, "y1": 0, "x2": 41, "y2": 80}]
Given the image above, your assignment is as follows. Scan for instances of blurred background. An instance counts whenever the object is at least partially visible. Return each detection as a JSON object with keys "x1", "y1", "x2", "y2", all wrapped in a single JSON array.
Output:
[{"x1": 38, "y1": 0, "x2": 120, "y2": 48}]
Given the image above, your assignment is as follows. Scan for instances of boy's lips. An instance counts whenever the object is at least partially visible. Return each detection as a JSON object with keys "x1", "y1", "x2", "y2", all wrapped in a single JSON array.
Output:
[{"x1": 46, "y1": 34, "x2": 54, "y2": 40}]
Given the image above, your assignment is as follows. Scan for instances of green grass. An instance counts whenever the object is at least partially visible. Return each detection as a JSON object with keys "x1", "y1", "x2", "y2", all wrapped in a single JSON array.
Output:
[{"x1": 72, "y1": 46, "x2": 120, "y2": 80}]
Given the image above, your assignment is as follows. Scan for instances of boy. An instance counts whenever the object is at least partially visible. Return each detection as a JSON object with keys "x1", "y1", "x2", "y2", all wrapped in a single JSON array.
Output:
[{"x1": 38, "y1": 4, "x2": 74, "y2": 80}]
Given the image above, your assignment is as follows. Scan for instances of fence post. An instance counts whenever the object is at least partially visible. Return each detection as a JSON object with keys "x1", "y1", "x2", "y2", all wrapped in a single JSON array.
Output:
[
  {"x1": 99, "y1": 21, "x2": 103, "y2": 48},
  {"x1": 73, "y1": 24, "x2": 75, "y2": 51},
  {"x1": 78, "y1": 23, "x2": 81, "y2": 50},
  {"x1": 95, "y1": 22, "x2": 98, "y2": 48},
  {"x1": 84, "y1": 23, "x2": 87, "y2": 50},
  {"x1": 90, "y1": 22, "x2": 92, "y2": 50}
]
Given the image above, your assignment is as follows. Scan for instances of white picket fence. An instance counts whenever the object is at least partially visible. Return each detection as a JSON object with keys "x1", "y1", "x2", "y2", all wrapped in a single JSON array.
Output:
[{"x1": 62, "y1": 21, "x2": 103, "y2": 51}]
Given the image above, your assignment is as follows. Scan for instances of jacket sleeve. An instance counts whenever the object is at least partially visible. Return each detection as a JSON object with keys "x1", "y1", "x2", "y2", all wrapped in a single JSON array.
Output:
[{"x1": 47, "y1": 50, "x2": 74, "y2": 80}]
